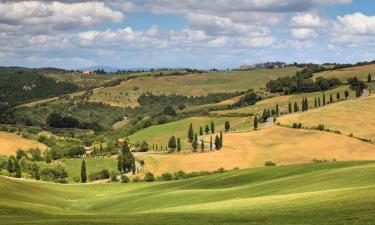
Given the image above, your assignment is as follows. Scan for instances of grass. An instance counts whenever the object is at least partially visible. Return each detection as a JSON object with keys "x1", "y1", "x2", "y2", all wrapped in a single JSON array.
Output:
[
  {"x1": 0, "y1": 131, "x2": 47, "y2": 155},
  {"x1": 89, "y1": 67, "x2": 300, "y2": 107},
  {"x1": 128, "y1": 116, "x2": 252, "y2": 149},
  {"x1": 38, "y1": 157, "x2": 117, "y2": 182},
  {"x1": 139, "y1": 126, "x2": 375, "y2": 175},
  {"x1": 212, "y1": 85, "x2": 355, "y2": 116},
  {"x1": 313, "y1": 64, "x2": 375, "y2": 82},
  {"x1": 2, "y1": 161, "x2": 375, "y2": 224},
  {"x1": 278, "y1": 94, "x2": 375, "y2": 141}
]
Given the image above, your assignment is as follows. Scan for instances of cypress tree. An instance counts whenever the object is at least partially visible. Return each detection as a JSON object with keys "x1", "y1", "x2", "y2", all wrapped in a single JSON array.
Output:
[
  {"x1": 14, "y1": 160, "x2": 21, "y2": 178},
  {"x1": 301, "y1": 98, "x2": 305, "y2": 111},
  {"x1": 330, "y1": 94, "x2": 333, "y2": 103},
  {"x1": 192, "y1": 133, "x2": 198, "y2": 152},
  {"x1": 288, "y1": 102, "x2": 292, "y2": 113},
  {"x1": 210, "y1": 121, "x2": 215, "y2": 134},
  {"x1": 336, "y1": 92, "x2": 340, "y2": 100},
  {"x1": 262, "y1": 109, "x2": 268, "y2": 121},
  {"x1": 368, "y1": 73, "x2": 372, "y2": 83},
  {"x1": 219, "y1": 131, "x2": 223, "y2": 148},
  {"x1": 294, "y1": 101, "x2": 298, "y2": 112},
  {"x1": 225, "y1": 121, "x2": 230, "y2": 132},
  {"x1": 323, "y1": 93, "x2": 326, "y2": 105},
  {"x1": 210, "y1": 135, "x2": 213, "y2": 150},
  {"x1": 253, "y1": 115, "x2": 258, "y2": 130},
  {"x1": 318, "y1": 97, "x2": 321, "y2": 106},
  {"x1": 177, "y1": 138, "x2": 181, "y2": 152},
  {"x1": 34, "y1": 164, "x2": 40, "y2": 180},
  {"x1": 81, "y1": 160, "x2": 87, "y2": 183},
  {"x1": 7, "y1": 156, "x2": 14, "y2": 173},
  {"x1": 214, "y1": 135, "x2": 221, "y2": 150},
  {"x1": 168, "y1": 136, "x2": 177, "y2": 151},
  {"x1": 205, "y1": 124, "x2": 210, "y2": 134},
  {"x1": 188, "y1": 123, "x2": 194, "y2": 142},
  {"x1": 199, "y1": 127, "x2": 203, "y2": 136},
  {"x1": 275, "y1": 104, "x2": 279, "y2": 115},
  {"x1": 345, "y1": 90, "x2": 349, "y2": 99},
  {"x1": 201, "y1": 140, "x2": 204, "y2": 152},
  {"x1": 314, "y1": 98, "x2": 317, "y2": 108},
  {"x1": 305, "y1": 97, "x2": 309, "y2": 110},
  {"x1": 117, "y1": 156, "x2": 122, "y2": 172}
]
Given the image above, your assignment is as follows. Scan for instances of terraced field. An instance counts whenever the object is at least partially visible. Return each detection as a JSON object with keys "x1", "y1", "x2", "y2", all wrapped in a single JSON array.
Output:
[
  {"x1": 139, "y1": 126, "x2": 375, "y2": 175},
  {"x1": 89, "y1": 67, "x2": 300, "y2": 107},
  {"x1": 1, "y1": 161, "x2": 375, "y2": 224}
]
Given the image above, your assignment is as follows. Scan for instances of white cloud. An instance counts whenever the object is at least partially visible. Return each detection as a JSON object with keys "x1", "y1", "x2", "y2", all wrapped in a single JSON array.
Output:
[
  {"x1": 290, "y1": 13, "x2": 322, "y2": 27},
  {"x1": 335, "y1": 12, "x2": 375, "y2": 35},
  {"x1": 291, "y1": 28, "x2": 318, "y2": 39},
  {"x1": 0, "y1": 1, "x2": 124, "y2": 32}
]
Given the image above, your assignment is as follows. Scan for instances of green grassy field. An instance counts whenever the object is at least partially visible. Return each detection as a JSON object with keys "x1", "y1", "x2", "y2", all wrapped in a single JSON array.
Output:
[
  {"x1": 38, "y1": 157, "x2": 117, "y2": 182},
  {"x1": 1, "y1": 161, "x2": 375, "y2": 224},
  {"x1": 89, "y1": 67, "x2": 300, "y2": 107},
  {"x1": 128, "y1": 116, "x2": 251, "y2": 149},
  {"x1": 212, "y1": 85, "x2": 355, "y2": 116}
]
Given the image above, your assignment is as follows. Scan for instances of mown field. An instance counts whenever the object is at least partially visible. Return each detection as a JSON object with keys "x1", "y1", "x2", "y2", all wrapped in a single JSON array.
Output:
[
  {"x1": 1, "y1": 161, "x2": 375, "y2": 224},
  {"x1": 0, "y1": 131, "x2": 47, "y2": 155},
  {"x1": 128, "y1": 116, "x2": 252, "y2": 149},
  {"x1": 139, "y1": 126, "x2": 375, "y2": 175},
  {"x1": 278, "y1": 94, "x2": 375, "y2": 141},
  {"x1": 313, "y1": 64, "x2": 375, "y2": 82},
  {"x1": 212, "y1": 85, "x2": 355, "y2": 116},
  {"x1": 89, "y1": 67, "x2": 300, "y2": 107}
]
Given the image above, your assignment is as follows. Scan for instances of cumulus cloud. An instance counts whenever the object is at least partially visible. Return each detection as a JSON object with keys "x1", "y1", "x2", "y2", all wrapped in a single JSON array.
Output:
[
  {"x1": 0, "y1": 1, "x2": 124, "y2": 32},
  {"x1": 335, "y1": 12, "x2": 375, "y2": 35},
  {"x1": 291, "y1": 28, "x2": 318, "y2": 39},
  {"x1": 290, "y1": 13, "x2": 322, "y2": 27}
]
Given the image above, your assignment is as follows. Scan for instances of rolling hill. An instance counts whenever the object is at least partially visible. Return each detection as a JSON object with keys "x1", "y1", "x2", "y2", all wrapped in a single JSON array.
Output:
[{"x1": 0, "y1": 131, "x2": 47, "y2": 155}]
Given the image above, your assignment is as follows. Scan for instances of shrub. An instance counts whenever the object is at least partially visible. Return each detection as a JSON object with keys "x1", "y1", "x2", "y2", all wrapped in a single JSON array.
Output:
[
  {"x1": 265, "y1": 161, "x2": 276, "y2": 167},
  {"x1": 317, "y1": 124, "x2": 325, "y2": 131},
  {"x1": 110, "y1": 171, "x2": 118, "y2": 182},
  {"x1": 73, "y1": 176, "x2": 81, "y2": 183},
  {"x1": 173, "y1": 170, "x2": 186, "y2": 180},
  {"x1": 159, "y1": 172, "x2": 173, "y2": 181},
  {"x1": 132, "y1": 176, "x2": 141, "y2": 182},
  {"x1": 89, "y1": 169, "x2": 110, "y2": 181},
  {"x1": 121, "y1": 175, "x2": 130, "y2": 183},
  {"x1": 216, "y1": 167, "x2": 225, "y2": 173},
  {"x1": 0, "y1": 169, "x2": 10, "y2": 176},
  {"x1": 144, "y1": 172, "x2": 155, "y2": 182},
  {"x1": 21, "y1": 172, "x2": 32, "y2": 179}
]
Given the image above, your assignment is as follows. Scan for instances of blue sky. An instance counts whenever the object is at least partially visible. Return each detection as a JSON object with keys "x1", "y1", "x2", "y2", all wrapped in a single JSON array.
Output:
[{"x1": 0, "y1": 0, "x2": 375, "y2": 69}]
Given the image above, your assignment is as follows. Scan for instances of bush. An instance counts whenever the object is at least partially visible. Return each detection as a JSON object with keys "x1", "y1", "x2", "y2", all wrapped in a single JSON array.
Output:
[
  {"x1": 89, "y1": 169, "x2": 110, "y2": 181},
  {"x1": 0, "y1": 169, "x2": 10, "y2": 176},
  {"x1": 216, "y1": 167, "x2": 225, "y2": 173},
  {"x1": 110, "y1": 171, "x2": 118, "y2": 182},
  {"x1": 316, "y1": 124, "x2": 325, "y2": 131},
  {"x1": 159, "y1": 172, "x2": 173, "y2": 181},
  {"x1": 73, "y1": 176, "x2": 81, "y2": 183},
  {"x1": 132, "y1": 176, "x2": 141, "y2": 182},
  {"x1": 265, "y1": 161, "x2": 276, "y2": 167},
  {"x1": 21, "y1": 172, "x2": 32, "y2": 179},
  {"x1": 144, "y1": 172, "x2": 155, "y2": 182},
  {"x1": 121, "y1": 175, "x2": 130, "y2": 183}
]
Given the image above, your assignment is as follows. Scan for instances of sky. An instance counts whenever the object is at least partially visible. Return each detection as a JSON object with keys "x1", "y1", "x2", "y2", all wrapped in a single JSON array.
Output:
[{"x1": 0, "y1": 0, "x2": 375, "y2": 69}]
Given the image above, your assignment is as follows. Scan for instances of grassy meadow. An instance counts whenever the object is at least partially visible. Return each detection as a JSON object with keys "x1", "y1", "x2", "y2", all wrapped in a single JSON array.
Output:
[
  {"x1": 313, "y1": 64, "x2": 375, "y2": 82},
  {"x1": 1, "y1": 161, "x2": 375, "y2": 224},
  {"x1": 0, "y1": 131, "x2": 47, "y2": 155},
  {"x1": 128, "y1": 116, "x2": 252, "y2": 149},
  {"x1": 139, "y1": 126, "x2": 375, "y2": 175},
  {"x1": 278, "y1": 94, "x2": 375, "y2": 141},
  {"x1": 89, "y1": 67, "x2": 300, "y2": 107}
]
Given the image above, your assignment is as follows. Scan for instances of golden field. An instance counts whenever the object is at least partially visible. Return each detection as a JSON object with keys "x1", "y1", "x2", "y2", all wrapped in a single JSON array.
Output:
[{"x1": 0, "y1": 131, "x2": 47, "y2": 155}]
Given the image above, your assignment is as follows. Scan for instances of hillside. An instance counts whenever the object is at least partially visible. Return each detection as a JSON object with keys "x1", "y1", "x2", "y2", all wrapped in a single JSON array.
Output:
[
  {"x1": 278, "y1": 94, "x2": 375, "y2": 141},
  {"x1": 89, "y1": 67, "x2": 299, "y2": 107},
  {"x1": 0, "y1": 131, "x2": 47, "y2": 155},
  {"x1": 139, "y1": 126, "x2": 375, "y2": 175},
  {"x1": 1, "y1": 161, "x2": 375, "y2": 224},
  {"x1": 313, "y1": 64, "x2": 375, "y2": 82}
]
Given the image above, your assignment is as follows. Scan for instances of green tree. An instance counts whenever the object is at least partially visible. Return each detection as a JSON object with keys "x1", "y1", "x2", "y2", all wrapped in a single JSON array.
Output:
[
  {"x1": 219, "y1": 131, "x2": 223, "y2": 148},
  {"x1": 188, "y1": 123, "x2": 194, "y2": 142},
  {"x1": 7, "y1": 156, "x2": 14, "y2": 173},
  {"x1": 177, "y1": 138, "x2": 181, "y2": 152},
  {"x1": 336, "y1": 92, "x2": 340, "y2": 100},
  {"x1": 205, "y1": 124, "x2": 210, "y2": 134},
  {"x1": 345, "y1": 90, "x2": 349, "y2": 99},
  {"x1": 81, "y1": 160, "x2": 87, "y2": 183},
  {"x1": 275, "y1": 104, "x2": 279, "y2": 115},
  {"x1": 294, "y1": 101, "x2": 298, "y2": 112},
  {"x1": 192, "y1": 133, "x2": 198, "y2": 152},
  {"x1": 210, "y1": 135, "x2": 213, "y2": 149},
  {"x1": 288, "y1": 102, "x2": 292, "y2": 113},
  {"x1": 33, "y1": 163, "x2": 40, "y2": 180},
  {"x1": 199, "y1": 127, "x2": 203, "y2": 136},
  {"x1": 168, "y1": 136, "x2": 177, "y2": 151},
  {"x1": 14, "y1": 159, "x2": 21, "y2": 178},
  {"x1": 224, "y1": 121, "x2": 230, "y2": 132},
  {"x1": 144, "y1": 172, "x2": 155, "y2": 182},
  {"x1": 318, "y1": 97, "x2": 321, "y2": 107},
  {"x1": 201, "y1": 140, "x2": 204, "y2": 152},
  {"x1": 253, "y1": 115, "x2": 258, "y2": 130},
  {"x1": 214, "y1": 135, "x2": 221, "y2": 150},
  {"x1": 314, "y1": 98, "x2": 317, "y2": 108},
  {"x1": 323, "y1": 93, "x2": 326, "y2": 105},
  {"x1": 330, "y1": 94, "x2": 333, "y2": 103},
  {"x1": 117, "y1": 155, "x2": 122, "y2": 172},
  {"x1": 368, "y1": 73, "x2": 372, "y2": 83},
  {"x1": 210, "y1": 121, "x2": 215, "y2": 134}
]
